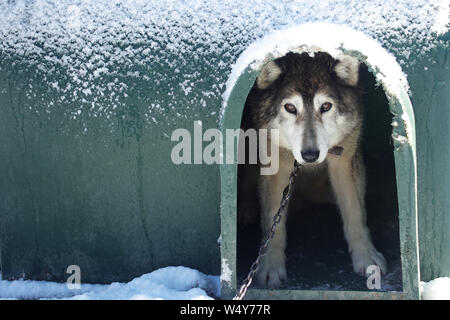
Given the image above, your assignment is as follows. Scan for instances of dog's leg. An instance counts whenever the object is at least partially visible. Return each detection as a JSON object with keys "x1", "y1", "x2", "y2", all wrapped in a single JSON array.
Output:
[
  {"x1": 327, "y1": 152, "x2": 387, "y2": 276},
  {"x1": 256, "y1": 151, "x2": 293, "y2": 288}
]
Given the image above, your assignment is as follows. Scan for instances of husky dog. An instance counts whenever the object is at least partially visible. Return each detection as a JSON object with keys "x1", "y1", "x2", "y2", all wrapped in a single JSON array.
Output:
[{"x1": 243, "y1": 52, "x2": 387, "y2": 289}]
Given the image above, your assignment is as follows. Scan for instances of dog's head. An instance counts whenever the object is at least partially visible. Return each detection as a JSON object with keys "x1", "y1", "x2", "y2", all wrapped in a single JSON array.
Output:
[{"x1": 253, "y1": 52, "x2": 362, "y2": 165}]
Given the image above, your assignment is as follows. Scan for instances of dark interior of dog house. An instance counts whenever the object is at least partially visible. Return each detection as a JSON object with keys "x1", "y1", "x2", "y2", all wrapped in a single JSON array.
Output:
[{"x1": 237, "y1": 60, "x2": 403, "y2": 291}]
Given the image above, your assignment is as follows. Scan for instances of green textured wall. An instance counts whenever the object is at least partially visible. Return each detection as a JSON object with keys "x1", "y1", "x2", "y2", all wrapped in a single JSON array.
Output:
[
  {"x1": 0, "y1": 1, "x2": 448, "y2": 287},
  {"x1": 410, "y1": 40, "x2": 450, "y2": 281},
  {"x1": 0, "y1": 60, "x2": 221, "y2": 282}
]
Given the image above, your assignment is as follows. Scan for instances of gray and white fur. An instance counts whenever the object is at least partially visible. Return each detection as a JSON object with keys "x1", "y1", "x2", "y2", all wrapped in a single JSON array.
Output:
[{"x1": 244, "y1": 52, "x2": 387, "y2": 289}]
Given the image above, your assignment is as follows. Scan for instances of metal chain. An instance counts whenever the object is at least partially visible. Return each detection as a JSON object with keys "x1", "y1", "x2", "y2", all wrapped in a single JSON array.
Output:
[{"x1": 233, "y1": 160, "x2": 301, "y2": 300}]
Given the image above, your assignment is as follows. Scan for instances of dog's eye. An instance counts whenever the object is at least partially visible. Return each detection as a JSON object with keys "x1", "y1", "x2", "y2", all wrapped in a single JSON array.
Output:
[
  {"x1": 320, "y1": 102, "x2": 333, "y2": 113},
  {"x1": 284, "y1": 103, "x2": 297, "y2": 114}
]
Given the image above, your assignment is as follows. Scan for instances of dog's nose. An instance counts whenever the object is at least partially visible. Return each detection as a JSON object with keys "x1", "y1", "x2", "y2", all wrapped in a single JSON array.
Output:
[{"x1": 301, "y1": 149, "x2": 320, "y2": 163}]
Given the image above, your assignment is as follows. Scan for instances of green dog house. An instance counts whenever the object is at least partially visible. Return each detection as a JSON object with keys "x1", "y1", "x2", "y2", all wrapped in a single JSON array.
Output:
[{"x1": 0, "y1": 1, "x2": 448, "y2": 300}]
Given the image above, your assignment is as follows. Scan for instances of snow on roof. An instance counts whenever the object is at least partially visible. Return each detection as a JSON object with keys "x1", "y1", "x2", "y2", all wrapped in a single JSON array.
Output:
[
  {"x1": 0, "y1": 0, "x2": 447, "y2": 127},
  {"x1": 222, "y1": 22, "x2": 410, "y2": 106},
  {"x1": 221, "y1": 22, "x2": 420, "y2": 147}
]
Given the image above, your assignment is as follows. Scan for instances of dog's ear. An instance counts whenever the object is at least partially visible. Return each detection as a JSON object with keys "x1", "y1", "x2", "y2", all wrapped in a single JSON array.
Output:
[
  {"x1": 257, "y1": 60, "x2": 282, "y2": 89},
  {"x1": 334, "y1": 55, "x2": 360, "y2": 87}
]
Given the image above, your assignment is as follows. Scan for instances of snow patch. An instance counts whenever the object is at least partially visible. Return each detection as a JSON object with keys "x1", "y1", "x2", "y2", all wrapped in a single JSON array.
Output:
[
  {"x1": 0, "y1": 267, "x2": 220, "y2": 300},
  {"x1": 221, "y1": 258, "x2": 232, "y2": 285},
  {"x1": 420, "y1": 278, "x2": 450, "y2": 300},
  {"x1": 431, "y1": 0, "x2": 449, "y2": 34}
]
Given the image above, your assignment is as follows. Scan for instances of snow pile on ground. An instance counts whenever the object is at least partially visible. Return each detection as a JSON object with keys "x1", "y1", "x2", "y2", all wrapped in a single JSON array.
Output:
[
  {"x1": 420, "y1": 278, "x2": 450, "y2": 300},
  {"x1": 2, "y1": 267, "x2": 450, "y2": 299},
  {"x1": 0, "y1": 267, "x2": 220, "y2": 300}
]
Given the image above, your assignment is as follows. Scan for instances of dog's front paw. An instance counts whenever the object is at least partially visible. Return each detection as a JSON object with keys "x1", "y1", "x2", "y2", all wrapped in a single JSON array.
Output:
[
  {"x1": 256, "y1": 252, "x2": 286, "y2": 289},
  {"x1": 350, "y1": 243, "x2": 387, "y2": 276}
]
